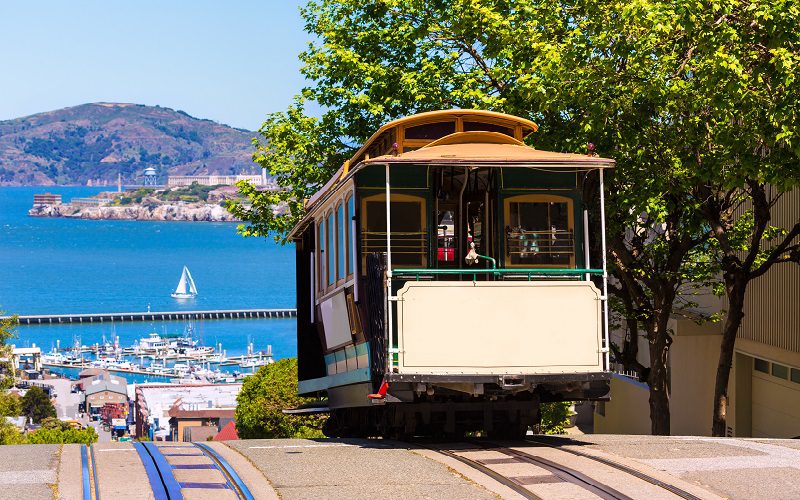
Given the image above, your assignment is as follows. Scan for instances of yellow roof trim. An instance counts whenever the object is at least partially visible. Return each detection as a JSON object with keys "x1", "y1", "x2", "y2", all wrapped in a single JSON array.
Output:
[{"x1": 422, "y1": 131, "x2": 525, "y2": 148}]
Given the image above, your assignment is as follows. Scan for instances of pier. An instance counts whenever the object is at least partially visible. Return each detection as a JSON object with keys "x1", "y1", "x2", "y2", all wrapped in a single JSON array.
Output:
[{"x1": 5, "y1": 308, "x2": 296, "y2": 325}]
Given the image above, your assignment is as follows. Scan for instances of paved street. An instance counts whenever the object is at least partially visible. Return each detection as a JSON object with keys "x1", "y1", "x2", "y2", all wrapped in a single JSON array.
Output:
[{"x1": 0, "y1": 435, "x2": 798, "y2": 499}]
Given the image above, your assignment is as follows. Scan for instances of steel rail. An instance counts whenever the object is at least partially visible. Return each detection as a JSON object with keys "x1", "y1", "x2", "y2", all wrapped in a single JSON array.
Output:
[
  {"x1": 89, "y1": 445, "x2": 100, "y2": 500},
  {"x1": 194, "y1": 442, "x2": 255, "y2": 500},
  {"x1": 499, "y1": 446, "x2": 632, "y2": 500},
  {"x1": 526, "y1": 437, "x2": 702, "y2": 500},
  {"x1": 424, "y1": 445, "x2": 542, "y2": 500},
  {"x1": 80, "y1": 445, "x2": 93, "y2": 500}
]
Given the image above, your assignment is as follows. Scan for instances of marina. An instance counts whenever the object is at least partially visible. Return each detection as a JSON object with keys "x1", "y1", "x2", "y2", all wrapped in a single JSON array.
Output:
[
  {"x1": 38, "y1": 332, "x2": 276, "y2": 383},
  {"x1": 6, "y1": 307, "x2": 297, "y2": 325}
]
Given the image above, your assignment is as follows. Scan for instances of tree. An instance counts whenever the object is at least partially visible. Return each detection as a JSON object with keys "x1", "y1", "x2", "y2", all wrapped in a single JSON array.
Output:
[
  {"x1": 0, "y1": 314, "x2": 17, "y2": 391},
  {"x1": 233, "y1": 0, "x2": 799, "y2": 434},
  {"x1": 235, "y1": 358, "x2": 325, "y2": 439},
  {"x1": 21, "y1": 386, "x2": 56, "y2": 424}
]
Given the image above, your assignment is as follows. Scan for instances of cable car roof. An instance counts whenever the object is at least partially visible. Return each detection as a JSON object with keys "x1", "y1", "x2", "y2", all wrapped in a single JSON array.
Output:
[{"x1": 363, "y1": 132, "x2": 614, "y2": 168}]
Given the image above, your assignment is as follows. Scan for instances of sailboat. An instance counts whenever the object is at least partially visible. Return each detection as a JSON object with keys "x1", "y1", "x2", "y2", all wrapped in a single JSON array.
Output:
[{"x1": 171, "y1": 266, "x2": 198, "y2": 299}]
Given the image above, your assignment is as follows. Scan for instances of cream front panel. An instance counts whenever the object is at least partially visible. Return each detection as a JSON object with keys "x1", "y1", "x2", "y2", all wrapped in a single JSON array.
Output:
[{"x1": 396, "y1": 281, "x2": 602, "y2": 374}]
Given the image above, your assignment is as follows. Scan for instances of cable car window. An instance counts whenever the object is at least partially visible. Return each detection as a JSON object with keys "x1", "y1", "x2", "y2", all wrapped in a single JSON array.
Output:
[
  {"x1": 337, "y1": 202, "x2": 345, "y2": 281},
  {"x1": 326, "y1": 212, "x2": 335, "y2": 286},
  {"x1": 362, "y1": 194, "x2": 426, "y2": 268},
  {"x1": 318, "y1": 220, "x2": 326, "y2": 291},
  {"x1": 504, "y1": 195, "x2": 574, "y2": 267},
  {"x1": 404, "y1": 121, "x2": 456, "y2": 140},
  {"x1": 463, "y1": 121, "x2": 514, "y2": 136},
  {"x1": 346, "y1": 195, "x2": 354, "y2": 276}
]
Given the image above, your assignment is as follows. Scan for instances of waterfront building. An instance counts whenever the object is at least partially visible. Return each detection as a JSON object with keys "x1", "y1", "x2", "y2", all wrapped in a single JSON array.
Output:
[
  {"x1": 134, "y1": 383, "x2": 241, "y2": 441},
  {"x1": 69, "y1": 197, "x2": 113, "y2": 208},
  {"x1": 82, "y1": 372, "x2": 129, "y2": 416},
  {"x1": 33, "y1": 193, "x2": 62, "y2": 205},
  {"x1": 167, "y1": 170, "x2": 277, "y2": 189}
]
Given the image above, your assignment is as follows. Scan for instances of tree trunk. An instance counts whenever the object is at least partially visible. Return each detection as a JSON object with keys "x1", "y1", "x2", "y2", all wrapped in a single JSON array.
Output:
[
  {"x1": 711, "y1": 273, "x2": 747, "y2": 437},
  {"x1": 647, "y1": 321, "x2": 671, "y2": 435}
]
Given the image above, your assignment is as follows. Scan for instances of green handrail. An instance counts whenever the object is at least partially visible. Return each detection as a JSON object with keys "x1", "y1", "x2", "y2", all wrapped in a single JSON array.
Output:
[{"x1": 392, "y1": 267, "x2": 603, "y2": 277}]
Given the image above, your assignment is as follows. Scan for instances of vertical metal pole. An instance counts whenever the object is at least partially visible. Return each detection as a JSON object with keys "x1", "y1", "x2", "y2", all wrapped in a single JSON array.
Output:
[
  {"x1": 385, "y1": 163, "x2": 394, "y2": 373},
  {"x1": 583, "y1": 209, "x2": 590, "y2": 281},
  {"x1": 599, "y1": 169, "x2": 611, "y2": 371},
  {"x1": 309, "y1": 253, "x2": 315, "y2": 323}
]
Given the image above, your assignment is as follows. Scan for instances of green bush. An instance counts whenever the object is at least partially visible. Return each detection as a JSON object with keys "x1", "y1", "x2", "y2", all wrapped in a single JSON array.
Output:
[
  {"x1": 539, "y1": 402, "x2": 573, "y2": 435},
  {"x1": 235, "y1": 358, "x2": 325, "y2": 439},
  {"x1": 27, "y1": 426, "x2": 97, "y2": 445},
  {"x1": 0, "y1": 422, "x2": 27, "y2": 445}
]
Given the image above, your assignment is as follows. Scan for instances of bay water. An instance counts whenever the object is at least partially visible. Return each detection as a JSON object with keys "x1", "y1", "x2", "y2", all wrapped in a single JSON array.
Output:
[{"x1": 0, "y1": 186, "x2": 297, "y2": 381}]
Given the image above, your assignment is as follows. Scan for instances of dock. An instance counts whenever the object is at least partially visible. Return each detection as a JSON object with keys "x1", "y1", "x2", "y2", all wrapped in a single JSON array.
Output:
[{"x1": 6, "y1": 308, "x2": 296, "y2": 325}]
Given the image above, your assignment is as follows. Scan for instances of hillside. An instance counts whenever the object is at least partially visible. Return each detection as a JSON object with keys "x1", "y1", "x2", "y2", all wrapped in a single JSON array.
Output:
[{"x1": 0, "y1": 103, "x2": 259, "y2": 186}]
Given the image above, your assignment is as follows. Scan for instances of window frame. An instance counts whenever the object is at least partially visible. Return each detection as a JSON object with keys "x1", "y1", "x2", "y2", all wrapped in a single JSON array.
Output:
[
  {"x1": 317, "y1": 218, "x2": 326, "y2": 293},
  {"x1": 346, "y1": 194, "x2": 355, "y2": 278},
  {"x1": 336, "y1": 201, "x2": 346, "y2": 285},
  {"x1": 326, "y1": 210, "x2": 335, "y2": 288},
  {"x1": 502, "y1": 193, "x2": 576, "y2": 268},
  {"x1": 360, "y1": 192, "x2": 427, "y2": 273}
]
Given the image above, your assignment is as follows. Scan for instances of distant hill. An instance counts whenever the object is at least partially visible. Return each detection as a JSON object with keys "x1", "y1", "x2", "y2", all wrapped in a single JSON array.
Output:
[{"x1": 0, "y1": 103, "x2": 259, "y2": 186}]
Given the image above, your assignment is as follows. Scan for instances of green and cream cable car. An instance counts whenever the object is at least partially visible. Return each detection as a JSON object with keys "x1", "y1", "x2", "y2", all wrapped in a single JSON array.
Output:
[{"x1": 288, "y1": 110, "x2": 614, "y2": 438}]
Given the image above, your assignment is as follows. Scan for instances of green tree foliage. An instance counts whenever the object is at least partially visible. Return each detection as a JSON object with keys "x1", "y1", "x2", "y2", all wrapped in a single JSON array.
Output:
[
  {"x1": 233, "y1": 1, "x2": 799, "y2": 433},
  {"x1": 26, "y1": 426, "x2": 97, "y2": 445},
  {"x1": 0, "y1": 393, "x2": 22, "y2": 418},
  {"x1": 0, "y1": 314, "x2": 17, "y2": 391},
  {"x1": 539, "y1": 402, "x2": 573, "y2": 435},
  {"x1": 235, "y1": 358, "x2": 325, "y2": 438},
  {"x1": 21, "y1": 386, "x2": 56, "y2": 424},
  {"x1": 0, "y1": 424, "x2": 27, "y2": 445}
]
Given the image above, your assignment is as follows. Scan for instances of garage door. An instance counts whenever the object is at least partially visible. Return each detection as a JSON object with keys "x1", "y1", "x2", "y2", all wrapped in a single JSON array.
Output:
[{"x1": 751, "y1": 359, "x2": 800, "y2": 438}]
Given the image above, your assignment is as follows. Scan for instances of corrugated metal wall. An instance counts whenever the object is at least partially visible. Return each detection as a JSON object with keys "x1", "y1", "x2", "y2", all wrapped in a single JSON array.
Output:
[{"x1": 740, "y1": 189, "x2": 800, "y2": 354}]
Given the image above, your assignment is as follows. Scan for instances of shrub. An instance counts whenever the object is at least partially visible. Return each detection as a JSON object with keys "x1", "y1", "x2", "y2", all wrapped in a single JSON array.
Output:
[
  {"x1": 539, "y1": 402, "x2": 573, "y2": 435},
  {"x1": 235, "y1": 358, "x2": 325, "y2": 439}
]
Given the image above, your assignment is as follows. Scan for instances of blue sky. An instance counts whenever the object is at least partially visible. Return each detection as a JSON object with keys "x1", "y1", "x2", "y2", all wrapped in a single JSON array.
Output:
[{"x1": 0, "y1": 1, "x2": 311, "y2": 130}]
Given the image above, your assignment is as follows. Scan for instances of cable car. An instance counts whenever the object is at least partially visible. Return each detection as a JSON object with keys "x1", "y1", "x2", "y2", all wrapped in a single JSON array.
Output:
[{"x1": 288, "y1": 110, "x2": 614, "y2": 438}]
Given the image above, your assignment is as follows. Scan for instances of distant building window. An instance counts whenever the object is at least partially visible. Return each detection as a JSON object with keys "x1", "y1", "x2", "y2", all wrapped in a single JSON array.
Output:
[
  {"x1": 791, "y1": 368, "x2": 800, "y2": 384},
  {"x1": 595, "y1": 401, "x2": 605, "y2": 417},
  {"x1": 772, "y1": 363, "x2": 789, "y2": 380},
  {"x1": 404, "y1": 121, "x2": 455, "y2": 140},
  {"x1": 754, "y1": 358, "x2": 769, "y2": 373}
]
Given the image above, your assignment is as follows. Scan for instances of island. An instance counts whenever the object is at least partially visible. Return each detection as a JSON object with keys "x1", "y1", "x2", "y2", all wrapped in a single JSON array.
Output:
[{"x1": 29, "y1": 184, "x2": 254, "y2": 222}]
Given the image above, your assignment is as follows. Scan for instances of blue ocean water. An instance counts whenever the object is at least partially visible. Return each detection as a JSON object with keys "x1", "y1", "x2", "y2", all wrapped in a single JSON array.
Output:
[{"x1": 0, "y1": 186, "x2": 297, "y2": 365}]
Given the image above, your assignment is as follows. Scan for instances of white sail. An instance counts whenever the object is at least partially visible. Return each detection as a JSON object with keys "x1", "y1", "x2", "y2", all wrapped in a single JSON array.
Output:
[
  {"x1": 171, "y1": 266, "x2": 197, "y2": 298},
  {"x1": 185, "y1": 267, "x2": 198, "y2": 294}
]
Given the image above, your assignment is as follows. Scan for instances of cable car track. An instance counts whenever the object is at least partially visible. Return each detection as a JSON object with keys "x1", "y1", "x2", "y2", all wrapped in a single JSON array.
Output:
[
  {"x1": 525, "y1": 436, "x2": 702, "y2": 500},
  {"x1": 422, "y1": 439, "x2": 700, "y2": 500},
  {"x1": 78, "y1": 442, "x2": 255, "y2": 499}
]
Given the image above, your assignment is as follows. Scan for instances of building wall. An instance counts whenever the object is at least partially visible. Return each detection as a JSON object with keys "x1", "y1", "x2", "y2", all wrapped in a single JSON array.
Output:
[
  {"x1": 670, "y1": 321, "x2": 721, "y2": 436},
  {"x1": 739, "y1": 189, "x2": 799, "y2": 354},
  {"x1": 594, "y1": 375, "x2": 651, "y2": 435},
  {"x1": 86, "y1": 391, "x2": 127, "y2": 408}
]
